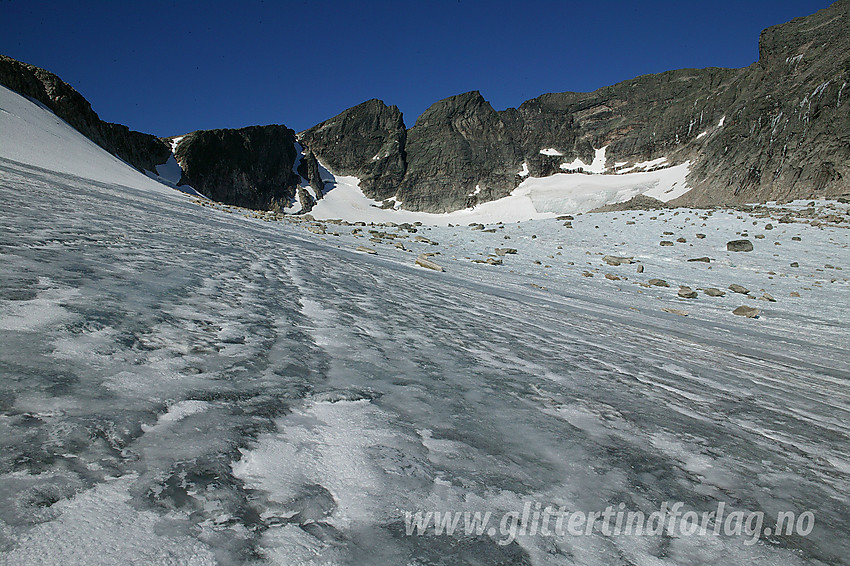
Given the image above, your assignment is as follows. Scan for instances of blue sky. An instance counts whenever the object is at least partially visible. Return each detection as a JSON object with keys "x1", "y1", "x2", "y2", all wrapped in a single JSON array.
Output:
[{"x1": 0, "y1": 1, "x2": 833, "y2": 137}]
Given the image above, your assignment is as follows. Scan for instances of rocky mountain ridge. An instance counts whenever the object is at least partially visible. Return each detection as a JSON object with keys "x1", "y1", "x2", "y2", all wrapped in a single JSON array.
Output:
[
  {"x1": 0, "y1": 55, "x2": 172, "y2": 173},
  {"x1": 1, "y1": 0, "x2": 847, "y2": 212}
]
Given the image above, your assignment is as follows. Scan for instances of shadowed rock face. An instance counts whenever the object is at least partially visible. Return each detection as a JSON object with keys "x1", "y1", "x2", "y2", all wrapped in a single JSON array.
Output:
[
  {"x1": 299, "y1": 99, "x2": 406, "y2": 201},
  {"x1": 173, "y1": 126, "x2": 300, "y2": 210},
  {"x1": 502, "y1": 67, "x2": 741, "y2": 178},
  {"x1": 0, "y1": 55, "x2": 171, "y2": 173}
]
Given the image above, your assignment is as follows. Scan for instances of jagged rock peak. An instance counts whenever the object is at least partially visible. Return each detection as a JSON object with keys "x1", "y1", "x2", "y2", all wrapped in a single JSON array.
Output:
[
  {"x1": 399, "y1": 90, "x2": 523, "y2": 212},
  {"x1": 299, "y1": 98, "x2": 406, "y2": 201}
]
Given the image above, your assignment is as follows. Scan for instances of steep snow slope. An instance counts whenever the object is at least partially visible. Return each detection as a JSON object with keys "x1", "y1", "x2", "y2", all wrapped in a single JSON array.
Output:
[{"x1": 0, "y1": 84, "x2": 189, "y2": 195}]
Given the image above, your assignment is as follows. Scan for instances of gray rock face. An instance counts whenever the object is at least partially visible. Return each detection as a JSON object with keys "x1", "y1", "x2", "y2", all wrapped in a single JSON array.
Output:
[
  {"x1": 173, "y1": 126, "x2": 300, "y2": 210},
  {"x1": 296, "y1": 150, "x2": 325, "y2": 200},
  {"x1": 299, "y1": 99, "x2": 406, "y2": 201},
  {"x1": 505, "y1": 67, "x2": 740, "y2": 177},
  {"x1": 0, "y1": 55, "x2": 171, "y2": 174},
  {"x1": 678, "y1": 0, "x2": 850, "y2": 205},
  {"x1": 399, "y1": 91, "x2": 523, "y2": 212}
]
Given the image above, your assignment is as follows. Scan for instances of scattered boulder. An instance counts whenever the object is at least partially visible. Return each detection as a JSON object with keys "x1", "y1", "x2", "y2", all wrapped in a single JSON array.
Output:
[
  {"x1": 660, "y1": 241, "x2": 674, "y2": 247},
  {"x1": 678, "y1": 286, "x2": 698, "y2": 299},
  {"x1": 676, "y1": 237, "x2": 687, "y2": 243},
  {"x1": 605, "y1": 273, "x2": 621, "y2": 281},
  {"x1": 790, "y1": 291, "x2": 801, "y2": 297},
  {"x1": 732, "y1": 305, "x2": 760, "y2": 318},
  {"x1": 494, "y1": 248, "x2": 517, "y2": 256},
  {"x1": 474, "y1": 257, "x2": 503, "y2": 265},
  {"x1": 636, "y1": 264, "x2": 645, "y2": 273},
  {"x1": 790, "y1": 262, "x2": 799, "y2": 267},
  {"x1": 704, "y1": 288, "x2": 726, "y2": 297},
  {"x1": 662, "y1": 308, "x2": 689, "y2": 316},
  {"x1": 695, "y1": 233, "x2": 706, "y2": 239},
  {"x1": 648, "y1": 279, "x2": 669, "y2": 287},
  {"x1": 727, "y1": 239, "x2": 754, "y2": 252},
  {"x1": 415, "y1": 254, "x2": 444, "y2": 271},
  {"x1": 356, "y1": 246, "x2": 377, "y2": 254},
  {"x1": 760, "y1": 293, "x2": 777, "y2": 302},
  {"x1": 791, "y1": 236, "x2": 801, "y2": 241},
  {"x1": 728, "y1": 284, "x2": 749, "y2": 294},
  {"x1": 687, "y1": 257, "x2": 711, "y2": 263},
  {"x1": 602, "y1": 255, "x2": 635, "y2": 266}
]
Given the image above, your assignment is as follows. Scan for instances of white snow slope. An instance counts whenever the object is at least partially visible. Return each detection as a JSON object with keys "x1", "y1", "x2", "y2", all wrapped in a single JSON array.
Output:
[
  {"x1": 0, "y1": 84, "x2": 193, "y2": 196},
  {"x1": 1, "y1": 83, "x2": 849, "y2": 565}
]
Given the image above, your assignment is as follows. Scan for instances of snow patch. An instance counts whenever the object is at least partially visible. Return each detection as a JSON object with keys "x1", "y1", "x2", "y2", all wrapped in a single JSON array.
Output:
[
  {"x1": 154, "y1": 154, "x2": 183, "y2": 185},
  {"x1": 518, "y1": 161, "x2": 530, "y2": 177},
  {"x1": 539, "y1": 148, "x2": 563, "y2": 156},
  {"x1": 141, "y1": 400, "x2": 211, "y2": 433},
  {"x1": 614, "y1": 156, "x2": 669, "y2": 174},
  {"x1": 561, "y1": 146, "x2": 607, "y2": 174}
]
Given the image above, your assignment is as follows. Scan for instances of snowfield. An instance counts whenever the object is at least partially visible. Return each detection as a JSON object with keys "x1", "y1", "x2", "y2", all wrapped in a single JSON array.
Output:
[
  {"x1": 1, "y1": 83, "x2": 849, "y2": 565},
  {"x1": 309, "y1": 154, "x2": 691, "y2": 225}
]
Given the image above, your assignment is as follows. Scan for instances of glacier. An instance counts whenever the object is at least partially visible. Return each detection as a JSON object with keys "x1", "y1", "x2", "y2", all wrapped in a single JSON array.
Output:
[{"x1": 1, "y1": 83, "x2": 849, "y2": 565}]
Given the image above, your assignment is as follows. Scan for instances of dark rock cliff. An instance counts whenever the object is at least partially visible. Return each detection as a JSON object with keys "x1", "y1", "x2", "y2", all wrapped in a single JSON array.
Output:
[
  {"x1": 172, "y1": 126, "x2": 300, "y2": 210},
  {"x1": 0, "y1": 54, "x2": 171, "y2": 173},
  {"x1": 299, "y1": 99, "x2": 407, "y2": 201},
  {"x1": 678, "y1": 0, "x2": 850, "y2": 205}
]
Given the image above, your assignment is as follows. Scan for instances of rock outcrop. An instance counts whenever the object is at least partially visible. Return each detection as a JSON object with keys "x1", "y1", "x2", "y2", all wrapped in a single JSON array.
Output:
[
  {"x1": 679, "y1": 0, "x2": 850, "y2": 205},
  {"x1": 399, "y1": 91, "x2": 523, "y2": 212},
  {"x1": 173, "y1": 126, "x2": 300, "y2": 210},
  {"x1": 299, "y1": 99, "x2": 406, "y2": 201},
  {"x1": 0, "y1": 55, "x2": 171, "y2": 173}
]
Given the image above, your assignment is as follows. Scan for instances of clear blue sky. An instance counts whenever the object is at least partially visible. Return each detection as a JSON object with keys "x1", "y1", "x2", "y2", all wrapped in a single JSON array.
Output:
[{"x1": 0, "y1": 0, "x2": 833, "y2": 137}]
